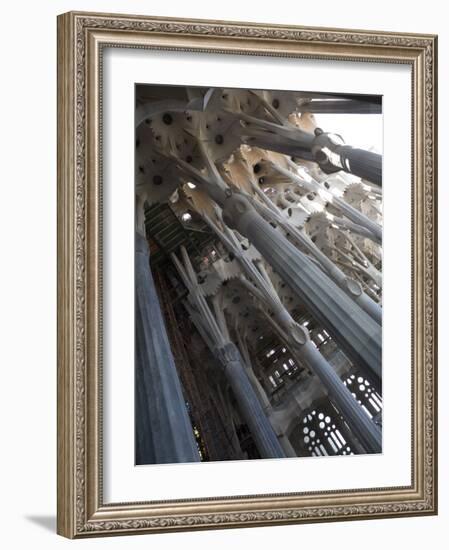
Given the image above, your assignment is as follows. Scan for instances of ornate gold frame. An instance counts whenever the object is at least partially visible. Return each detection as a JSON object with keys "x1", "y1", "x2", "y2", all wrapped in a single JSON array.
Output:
[{"x1": 57, "y1": 11, "x2": 438, "y2": 538}]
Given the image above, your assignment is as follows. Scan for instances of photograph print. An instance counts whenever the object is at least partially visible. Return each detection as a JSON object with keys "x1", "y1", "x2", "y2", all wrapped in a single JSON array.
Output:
[{"x1": 134, "y1": 85, "x2": 383, "y2": 466}]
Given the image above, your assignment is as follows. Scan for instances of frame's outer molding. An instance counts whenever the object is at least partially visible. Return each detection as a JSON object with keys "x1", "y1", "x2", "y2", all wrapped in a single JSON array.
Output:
[
  {"x1": 57, "y1": 11, "x2": 438, "y2": 539},
  {"x1": 57, "y1": 12, "x2": 77, "y2": 539}
]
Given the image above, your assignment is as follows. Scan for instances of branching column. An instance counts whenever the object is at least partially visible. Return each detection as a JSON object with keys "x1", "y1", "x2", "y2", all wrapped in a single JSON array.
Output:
[
  {"x1": 249, "y1": 183, "x2": 382, "y2": 324},
  {"x1": 171, "y1": 246, "x2": 286, "y2": 459},
  {"x1": 204, "y1": 209, "x2": 381, "y2": 452},
  {"x1": 274, "y1": 161, "x2": 382, "y2": 244},
  {"x1": 222, "y1": 193, "x2": 382, "y2": 383}
]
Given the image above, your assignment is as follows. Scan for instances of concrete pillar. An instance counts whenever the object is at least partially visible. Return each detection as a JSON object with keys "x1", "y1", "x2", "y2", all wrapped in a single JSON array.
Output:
[{"x1": 135, "y1": 232, "x2": 200, "y2": 464}]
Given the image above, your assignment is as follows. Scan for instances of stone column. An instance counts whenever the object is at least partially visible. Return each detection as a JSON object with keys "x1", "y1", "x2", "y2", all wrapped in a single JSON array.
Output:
[
  {"x1": 293, "y1": 330, "x2": 381, "y2": 453},
  {"x1": 251, "y1": 311, "x2": 381, "y2": 450},
  {"x1": 337, "y1": 146, "x2": 382, "y2": 187},
  {"x1": 274, "y1": 162, "x2": 382, "y2": 244},
  {"x1": 235, "y1": 334, "x2": 297, "y2": 457},
  {"x1": 294, "y1": 230, "x2": 382, "y2": 324},
  {"x1": 312, "y1": 129, "x2": 382, "y2": 186},
  {"x1": 203, "y1": 204, "x2": 381, "y2": 451},
  {"x1": 215, "y1": 343, "x2": 288, "y2": 459},
  {"x1": 222, "y1": 193, "x2": 382, "y2": 382},
  {"x1": 135, "y1": 232, "x2": 200, "y2": 464},
  {"x1": 332, "y1": 195, "x2": 382, "y2": 243},
  {"x1": 171, "y1": 246, "x2": 286, "y2": 460},
  {"x1": 249, "y1": 187, "x2": 382, "y2": 324}
]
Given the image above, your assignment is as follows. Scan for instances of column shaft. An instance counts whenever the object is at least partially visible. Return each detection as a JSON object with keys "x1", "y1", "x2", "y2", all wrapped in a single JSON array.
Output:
[
  {"x1": 216, "y1": 343, "x2": 286, "y2": 459},
  {"x1": 298, "y1": 341, "x2": 381, "y2": 452},
  {"x1": 135, "y1": 232, "x2": 200, "y2": 464},
  {"x1": 222, "y1": 195, "x2": 382, "y2": 382},
  {"x1": 338, "y1": 145, "x2": 382, "y2": 186}
]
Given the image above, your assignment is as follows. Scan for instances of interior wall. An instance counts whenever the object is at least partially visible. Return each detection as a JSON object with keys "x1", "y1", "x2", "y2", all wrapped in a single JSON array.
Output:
[{"x1": 0, "y1": 1, "x2": 445, "y2": 548}]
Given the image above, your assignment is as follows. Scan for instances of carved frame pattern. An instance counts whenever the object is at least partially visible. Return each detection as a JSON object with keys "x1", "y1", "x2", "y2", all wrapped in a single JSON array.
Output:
[{"x1": 57, "y1": 11, "x2": 437, "y2": 538}]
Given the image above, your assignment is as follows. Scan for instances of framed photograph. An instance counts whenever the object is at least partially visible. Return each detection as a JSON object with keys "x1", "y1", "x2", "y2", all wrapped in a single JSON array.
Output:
[{"x1": 57, "y1": 11, "x2": 438, "y2": 538}]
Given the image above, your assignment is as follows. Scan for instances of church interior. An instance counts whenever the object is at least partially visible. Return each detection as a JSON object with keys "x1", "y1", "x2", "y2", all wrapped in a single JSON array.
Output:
[{"x1": 134, "y1": 84, "x2": 383, "y2": 465}]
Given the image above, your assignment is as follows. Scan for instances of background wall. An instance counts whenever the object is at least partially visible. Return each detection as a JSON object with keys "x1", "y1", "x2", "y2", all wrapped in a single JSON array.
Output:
[{"x1": 0, "y1": 1, "x2": 445, "y2": 548}]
